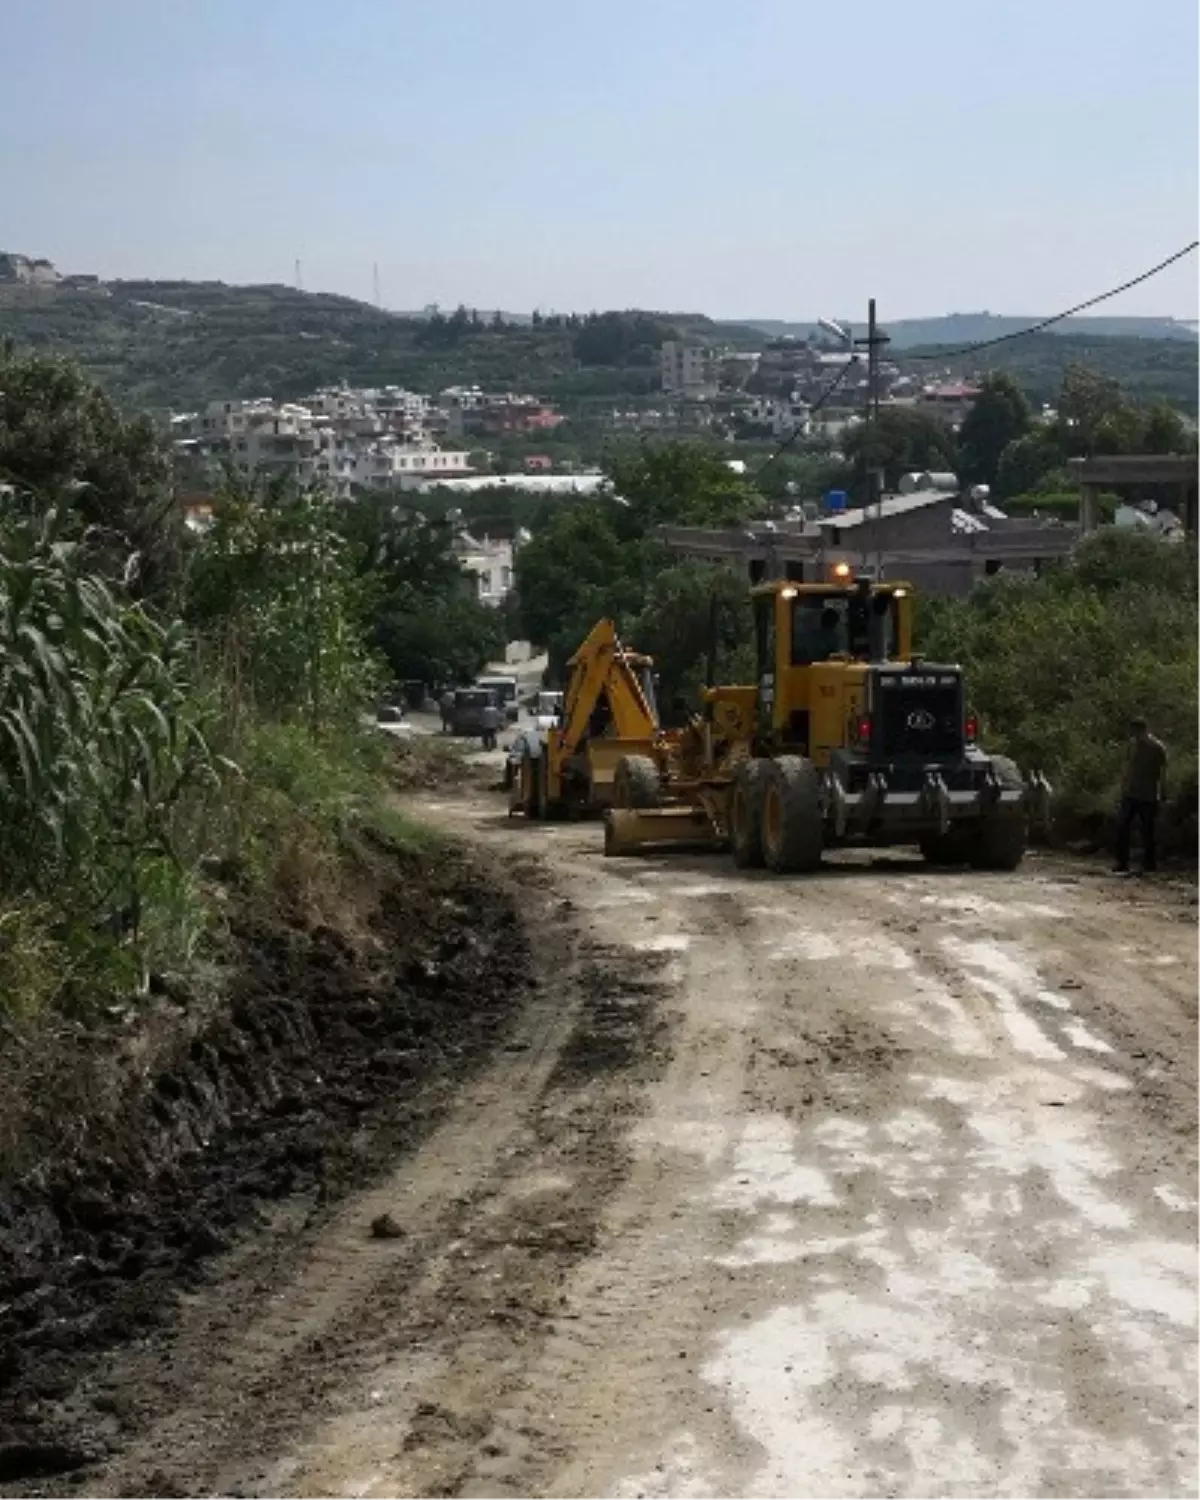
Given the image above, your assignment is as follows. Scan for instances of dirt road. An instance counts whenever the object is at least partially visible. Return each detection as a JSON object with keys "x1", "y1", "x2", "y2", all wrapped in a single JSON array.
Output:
[{"x1": 87, "y1": 785, "x2": 1196, "y2": 1499}]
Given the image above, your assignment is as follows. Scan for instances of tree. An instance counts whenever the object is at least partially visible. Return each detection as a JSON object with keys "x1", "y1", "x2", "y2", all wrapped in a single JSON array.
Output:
[
  {"x1": 605, "y1": 443, "x2": 765, "y2": 534},
  {"x1": 335, "y1": 497, "x2": 504, "y2": 689},
  {"x1": 1140, "y1": 402, "x2": 1191, "y2": 455},
  {"x1": 513, "y1": 503, "x2": 638, "y2": 654},
  {"x1": 1055, "y1": 364, "x2": 1125, "y2": 455},
  {"x1": 994, "y1": 429, "x2": 1064, "y2": 500},
  {"x1": 841, "y1": 407, "x2": 957, "y2": 492},
  {"x1": 0, "y1": 343, "x2": 179, "y2": 596},
  {"x1": 957, "y1": 373, "x2": 1030, "y2": 486},
  {"x1": 628, "y1": 561, "x2": 755, "y2": 715}
]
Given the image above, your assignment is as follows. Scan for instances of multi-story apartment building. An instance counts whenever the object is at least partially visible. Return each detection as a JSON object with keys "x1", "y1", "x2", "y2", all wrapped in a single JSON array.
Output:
[
  {"x1": 172, "y1": 388, "x2": 470, "y2": 498},
  {"x1": 659, "y1": 340, "x2": 719, "y2": 398}
]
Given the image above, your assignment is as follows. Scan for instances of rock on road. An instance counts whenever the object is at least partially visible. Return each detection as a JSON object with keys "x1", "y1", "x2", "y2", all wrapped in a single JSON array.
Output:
[{"x1": 94, "y1": 785, "x2": 1197, "y2": 1499}]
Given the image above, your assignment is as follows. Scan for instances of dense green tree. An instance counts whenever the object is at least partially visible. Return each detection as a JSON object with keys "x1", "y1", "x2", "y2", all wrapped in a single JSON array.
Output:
[
  {"x1": 1140, "y1": 402, "x2": 1193, "y2": 454},
  {"x1": 0, "y1": 343, "x2": 179, "y2": 594},
  {"x1": 957, "y1": 373, "x2": 1031, "y2": 486},
  {"x1": 605, "y1": 443, "x2": 765, "y2": 533},
  {"x1": 334, "y1": 496, "x2": 504, "y2": 689},
  {"x1": 993, "y1": 428, "x2": 1064, "y2": 500},
  {"x1": 841, "y1": 406, "x2": 958, "y2": 491},
  {"x1": 627, "y1": 561, "x2": 755, "y2": 715},
  {"x1": 513, "y1": 503, "x2": 639, "y2": 656}
]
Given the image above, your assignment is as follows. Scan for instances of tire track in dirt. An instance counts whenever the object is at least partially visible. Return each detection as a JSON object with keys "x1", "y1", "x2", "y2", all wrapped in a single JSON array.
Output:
[{"x1": 86, "y1": 870, "x2": 663, "y2": 1498}]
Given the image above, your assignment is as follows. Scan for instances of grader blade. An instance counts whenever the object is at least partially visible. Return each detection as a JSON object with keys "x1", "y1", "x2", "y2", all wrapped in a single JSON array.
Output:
[{"x1": 603, "y1": 806, "x2": 719, "y2": 857}]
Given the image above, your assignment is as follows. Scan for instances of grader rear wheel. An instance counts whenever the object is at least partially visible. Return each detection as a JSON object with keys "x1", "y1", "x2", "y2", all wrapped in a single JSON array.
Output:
[
  {"x1": 760, "y1": 755, "x2": 824, "y2": 874},
  {"x1": 970, "y1": 757, "x2": 1029, "y2": 872},
  {"x1": 730, "y1": 759, "x2": 767, "y2": 868},
  {"x1": 613, "y1": 754, "x2": 661, "y2": 810}
]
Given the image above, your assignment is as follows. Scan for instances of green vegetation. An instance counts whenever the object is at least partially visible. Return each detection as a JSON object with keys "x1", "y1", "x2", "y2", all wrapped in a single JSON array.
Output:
[
  {"x1": 0, "y1": 282, "x2": 755, "y2": 415},
  {"x1": 0, "y1": 349, "x2": 491, "y2": 1020},
  {"x1": 920, "y1": 531, "x2": 1197, "y2": 851},
  {"x1": 899, "y1": 332, "x2": 1198, "y2": 417},
  {"x1": 506, "y1": 441, "x2": 767, "y2": 718}
]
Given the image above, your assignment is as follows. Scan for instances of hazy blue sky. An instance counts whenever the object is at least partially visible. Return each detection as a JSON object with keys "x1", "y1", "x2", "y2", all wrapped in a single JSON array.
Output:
[{"x1": 4, "y1": 0, "x2": 1197, "y2": 319}]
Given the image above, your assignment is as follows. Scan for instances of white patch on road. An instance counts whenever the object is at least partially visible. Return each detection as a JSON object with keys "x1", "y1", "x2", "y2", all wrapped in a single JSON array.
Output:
[
  {"x1": 613, "y1": 1431, "x2": 715, "y2": 1499},
  {"x1": 631, "y1": 1117, "x2": 729, "y2": 1167},
  {"x1": 767, "y1": 931, "x2": 840, "y2": 962},
  {"x1": 633, "y1": 934, "x2": 691, "y2": 953},
  {"x1": 1062, "y1": 1019, "x2": 1114, "y2": 1054},
  {"x1": 909, "y1": 892, "x2": 1064, "y2": 921},
  {"x1": 713, "y1": 1117, "x2": 839, "y2": 1210},
  {"x1": 1155, "y1": 1184, "x2": 1198, "y2": 1213},
  {"x1": 1090, "y1": 1242, "x2": 1199, "y2": 1326}
]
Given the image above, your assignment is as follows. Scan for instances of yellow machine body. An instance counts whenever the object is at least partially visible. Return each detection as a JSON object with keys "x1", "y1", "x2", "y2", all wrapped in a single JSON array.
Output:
[{"x1": 511, "y1": 617, "x2": 669, "y2": 819}]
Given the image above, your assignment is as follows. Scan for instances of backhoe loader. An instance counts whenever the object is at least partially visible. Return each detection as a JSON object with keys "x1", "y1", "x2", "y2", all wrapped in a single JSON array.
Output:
[
  {"x1": 604, "y1": 569, "x2": 1051, "y2": 872},
  {"x1": 509, "y1": 617, "x2": 669, "y2": 820}
]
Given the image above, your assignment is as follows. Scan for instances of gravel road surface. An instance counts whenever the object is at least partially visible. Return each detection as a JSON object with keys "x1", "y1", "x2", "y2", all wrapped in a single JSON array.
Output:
[{"x1": 89, "y1": 785, "x2": 1197, "y2": 1499}]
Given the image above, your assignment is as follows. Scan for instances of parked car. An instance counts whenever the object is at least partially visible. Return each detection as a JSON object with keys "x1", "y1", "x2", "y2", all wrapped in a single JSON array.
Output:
[
  {"x1": 476, "y1": 674, "x2": 520, "y2": 723},
  {"x1": 450, "y1": 687, "x2": 499, "y2": 737}
]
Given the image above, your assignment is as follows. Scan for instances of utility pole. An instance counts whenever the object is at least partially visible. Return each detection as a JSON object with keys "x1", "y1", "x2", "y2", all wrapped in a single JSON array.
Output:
[
  {"x1": 373, "y1": 262, "x2": 381, "y2": 308},
  {"x1": 854, "y1": 298, "x2": 890, "y2": 577},
  {"x1": 294, "y1": 258, "x2": 303, "y2": 291}
]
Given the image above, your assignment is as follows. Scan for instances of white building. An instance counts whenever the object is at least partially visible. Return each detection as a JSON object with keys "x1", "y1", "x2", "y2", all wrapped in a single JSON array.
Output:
[
  {"x1": 742, "y1": 395, "x2": 812, "y2": 439},
  {"x1": 453, "y1": 532, "x2": 513, "y2": 607},
  {"x1": 172, "y1": 389, "x2": 470, "y2": 498}
]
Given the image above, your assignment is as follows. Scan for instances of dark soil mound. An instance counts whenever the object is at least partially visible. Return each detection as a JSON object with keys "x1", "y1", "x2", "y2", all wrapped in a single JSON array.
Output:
[{"x1": 0, "y1": 837, "x2": 532, "y2": 1482}]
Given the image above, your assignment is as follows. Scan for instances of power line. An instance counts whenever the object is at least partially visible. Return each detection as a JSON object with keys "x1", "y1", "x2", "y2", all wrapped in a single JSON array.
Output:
[{"x1": 906, "y1": 240, "x2": 1199, "y2": 362}]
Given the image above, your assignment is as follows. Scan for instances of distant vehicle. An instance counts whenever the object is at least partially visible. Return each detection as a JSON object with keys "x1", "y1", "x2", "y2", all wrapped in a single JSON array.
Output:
[
  {"x1": 476, "y1": 674, "x2": 519, "y2": 723},
  {"x1": 532, "y1": 690, "x2": 563, "y2": 731},
  {"x1": 373, "y1": 703, "x2": 415, "y2": 739},
  {"x1": 450, "y1": 687, "x2": 499, "y2": 737}
]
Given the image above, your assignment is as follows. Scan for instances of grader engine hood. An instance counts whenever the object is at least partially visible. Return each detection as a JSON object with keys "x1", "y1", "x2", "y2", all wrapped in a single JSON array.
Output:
[{"x1": 868, "y1": 664, "x2": 965, "y2": 760}]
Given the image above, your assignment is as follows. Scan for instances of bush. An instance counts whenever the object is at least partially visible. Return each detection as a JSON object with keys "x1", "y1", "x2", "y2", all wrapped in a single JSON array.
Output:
[{"x1": 919, "y1": 531, "x2": 1197, "y2": 852}]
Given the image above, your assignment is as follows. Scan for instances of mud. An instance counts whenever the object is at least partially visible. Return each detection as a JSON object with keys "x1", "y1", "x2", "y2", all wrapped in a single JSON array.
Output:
[{"x1": 0, "y1": 837, "x2": 532, "y2": 1485}]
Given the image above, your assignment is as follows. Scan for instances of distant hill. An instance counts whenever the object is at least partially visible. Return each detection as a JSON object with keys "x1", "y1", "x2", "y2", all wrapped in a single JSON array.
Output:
[
  {"x1": 0, "y1": 257, "x2": 1194, "y2": 417},
  {"x1": 0, "y1": 271, "x2": 763, "y2": 414},
  {"x1": 728, "y1": 312, "x2": 1199, "y2": 346}
]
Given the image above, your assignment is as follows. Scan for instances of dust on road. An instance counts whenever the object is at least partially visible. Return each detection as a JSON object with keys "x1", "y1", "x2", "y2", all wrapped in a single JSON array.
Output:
[{"x1": 88, "y1": 786, "x2": 1198, "y2": 1499}]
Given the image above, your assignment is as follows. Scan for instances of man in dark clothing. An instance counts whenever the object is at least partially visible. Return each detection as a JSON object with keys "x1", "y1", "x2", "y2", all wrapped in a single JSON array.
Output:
[{"x1": 1114, "y1": 717, "x2": 1167, "y2": 873}]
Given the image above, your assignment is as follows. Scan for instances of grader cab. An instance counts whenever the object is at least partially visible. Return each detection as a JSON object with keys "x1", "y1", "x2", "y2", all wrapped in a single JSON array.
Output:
[{"x1": 605, "y1": 572, "x2": 1051, "y2": 872}]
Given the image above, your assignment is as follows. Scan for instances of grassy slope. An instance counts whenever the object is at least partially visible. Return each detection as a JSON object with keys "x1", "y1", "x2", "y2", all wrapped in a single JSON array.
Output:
[{"x1": 0, "y1": 281, "x2": 758, "y2": 413}]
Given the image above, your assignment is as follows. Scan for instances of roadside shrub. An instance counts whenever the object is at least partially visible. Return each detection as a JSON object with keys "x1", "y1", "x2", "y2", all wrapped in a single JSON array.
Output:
[{"x1": 920, "y1": 531, "x2": 1197, "y2": 851}]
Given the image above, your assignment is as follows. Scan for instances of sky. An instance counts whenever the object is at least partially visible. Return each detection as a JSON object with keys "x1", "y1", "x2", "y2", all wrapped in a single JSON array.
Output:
[{"x1": 2, "y1": 0, "x2": 1197, "y2": 321}]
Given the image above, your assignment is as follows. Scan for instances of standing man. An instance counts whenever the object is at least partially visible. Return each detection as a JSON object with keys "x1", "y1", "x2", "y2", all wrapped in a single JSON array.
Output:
[
  {"x1": 440, "y1": 687, "x2": 455, "y2": 734},
  {"x1": 480, "y1": 698, "x2": 500, "y2": 753},
  {"x1": 1115, "y1": 716, "x2": 1167, "y2": 874}
]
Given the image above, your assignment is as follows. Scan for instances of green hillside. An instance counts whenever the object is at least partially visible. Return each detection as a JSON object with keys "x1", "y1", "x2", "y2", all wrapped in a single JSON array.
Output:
[
  {"x1": 0, "y1": 274, "x2": 1195, "y2": 416},
  {"x1": 0, "y1": 278, "x2": 759, "y2": 413},
  {"x1": 899, "y1": 332, "x2": 1199, "y2": 416}
]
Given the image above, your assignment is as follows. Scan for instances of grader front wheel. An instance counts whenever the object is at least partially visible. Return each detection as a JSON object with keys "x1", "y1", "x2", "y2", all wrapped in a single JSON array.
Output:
[
  {"x1": 614, "y1": 754, "x2": 661, "y2": 810},
  {"x1": 761, "y1": 756, "x2": 824, "y2": 874}
]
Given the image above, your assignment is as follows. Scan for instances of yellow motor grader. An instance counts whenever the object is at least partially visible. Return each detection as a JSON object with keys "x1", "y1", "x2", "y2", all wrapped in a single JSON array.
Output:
[{"x1": 604, "y1": 569, "x2": 1051, "y2": 872}]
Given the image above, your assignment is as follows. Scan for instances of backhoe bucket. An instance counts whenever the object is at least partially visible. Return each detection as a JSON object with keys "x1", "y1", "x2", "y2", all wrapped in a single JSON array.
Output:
[{"x1": 603, "y1": 806, "x2": 718, "y2": 857}]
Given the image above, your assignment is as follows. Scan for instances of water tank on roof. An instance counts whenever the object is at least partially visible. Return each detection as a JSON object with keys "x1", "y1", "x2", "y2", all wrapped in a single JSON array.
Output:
[
  {"x1": 824, "y1": 489, "x2": 848, "y2": 513},
  {"x1": 926, "y1": 471, "x2": 958, "y2": 491}
]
